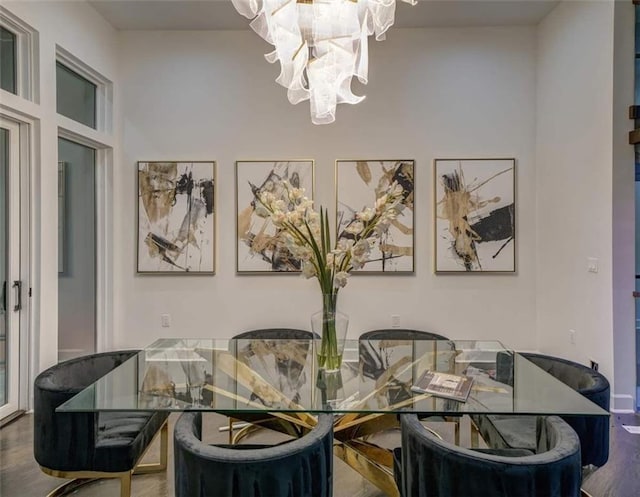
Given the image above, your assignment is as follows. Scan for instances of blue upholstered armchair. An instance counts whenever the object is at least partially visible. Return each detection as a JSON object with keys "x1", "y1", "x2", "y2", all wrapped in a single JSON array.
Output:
[
  {"x1": 395, "y1": 413, "x2": 582, "y2": 497},
  {"x1": 33, "y1": 350, "x2": 169, "y2": 497},
  {"x1": 359, "y1": 329, "x2": 449, "y2": 341},
  {"x1": 173, "y1": 411, "x2": 334, "y2": 497},
  {"x1": 478, "y1": 352, "x2": 611, "y2": 468},
  {"x1": 232, "y1": 327, "x2": 317, "y2": 340},
  {"x1": 225, "y1": 328, "x2": 317, "y2": 442}
]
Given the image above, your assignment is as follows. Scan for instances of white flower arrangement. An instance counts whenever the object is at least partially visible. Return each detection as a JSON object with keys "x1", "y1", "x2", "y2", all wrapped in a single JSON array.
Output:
[
  {"x1": 258, "y1": 180, "x2": 405, "y2": 369},
  {"x1": 258, "y1": 182, "x2": 404, "y2": 293}
]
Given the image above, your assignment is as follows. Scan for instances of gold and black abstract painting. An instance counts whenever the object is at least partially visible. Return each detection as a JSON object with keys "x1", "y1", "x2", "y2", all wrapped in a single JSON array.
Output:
[
  {"x1": 137, "y1": 161, "x2": 215, "y2": 274},
  {"x1": 434, "y1": 158, "x2": 515, "y2": 273},
  {"x1": 336, "y1": 160, "x2": 415, "y2": 273},
  {"x1": 236, "y1": 160, "x2": 314, "y2": 273}
]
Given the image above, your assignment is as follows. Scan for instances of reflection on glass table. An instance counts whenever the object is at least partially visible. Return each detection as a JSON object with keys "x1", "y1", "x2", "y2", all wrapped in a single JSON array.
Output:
[
  {"x1": 58, "y1": 338, "x2": 609, "y2": 418},
  {"x1": 57, "y1": 337, "x2": 609, "y2": 497},
  {"x1": 142, "y1": 339, "x2": 209, "y2": 407}
]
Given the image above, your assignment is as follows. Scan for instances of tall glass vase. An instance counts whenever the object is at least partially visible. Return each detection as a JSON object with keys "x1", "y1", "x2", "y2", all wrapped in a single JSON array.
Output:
[{"x1": 311, "y1": 293, "x2": 348, "y2": 373}]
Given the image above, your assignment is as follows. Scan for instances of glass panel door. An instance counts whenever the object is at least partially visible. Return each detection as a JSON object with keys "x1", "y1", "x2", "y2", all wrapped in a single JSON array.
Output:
[
  {"x1": 58, "y1": 138, "x2": 96, "y2": 361},
  {"x1": 635, "y1": 2, "x2": 640, "y2": 411},
  {"x1": 0, "y1": 118, "x2": 21, "y2": 419}
]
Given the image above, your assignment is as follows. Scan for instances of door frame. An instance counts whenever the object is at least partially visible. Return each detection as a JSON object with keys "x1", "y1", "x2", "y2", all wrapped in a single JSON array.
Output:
[
  {"x1": 58, "y1": 127, "x2": 113, "y2": 355},
  {"x1": 0, "y1": 113, "x2": 31, "y2": 419}
]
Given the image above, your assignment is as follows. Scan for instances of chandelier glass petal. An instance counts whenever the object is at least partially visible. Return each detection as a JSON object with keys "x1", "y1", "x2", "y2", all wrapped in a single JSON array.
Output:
[{"x1": 231, "y1": 0, "x2": 417, "y2": 125}]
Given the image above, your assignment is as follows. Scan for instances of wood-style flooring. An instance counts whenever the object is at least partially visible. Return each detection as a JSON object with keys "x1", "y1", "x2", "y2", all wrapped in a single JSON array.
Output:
[
  {"x1": 1, "y1": 412, "x2": 638, "y2": 497},
  {"x1": 0, "y1": 412, "x2": 387, "y2": 497},
  {"x1": 582, "y1": 412, "x2": 640, "y2": 497}
]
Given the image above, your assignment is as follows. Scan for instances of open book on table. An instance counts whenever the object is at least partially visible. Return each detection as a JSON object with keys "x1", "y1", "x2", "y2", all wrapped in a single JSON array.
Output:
[{"x1": 411, "y1": 370, "x2": 474, "y2": 403}]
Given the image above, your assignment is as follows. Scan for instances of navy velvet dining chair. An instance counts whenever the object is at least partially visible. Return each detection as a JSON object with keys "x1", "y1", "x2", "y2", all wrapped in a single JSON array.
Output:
[
  {"x1": 33, "y1": 350, "x2": 169, "y2": 497},
  {"x1": 232, "y1": 327, "x2": 317, "y2": 341},
  {"x1": 359, "y1": 328, "x2": 451, "y2": 383},
  {"x1": 359, "y1": 328, "x2": 449, "y2": 342},
  {"x1": 475, "y1": 352, "x2": 610, "y2": 468},
  {"x1": 224, "y1": 328, "x2": 317, "y2": 443},
  {"x1": 358, "y1": 327, "x2": 456, "y2": 479},
  {"x1": 173, "y1": 411, "x2": 334, "y2": 497},
  {"x1": 395, "y1": 413, "x2": 582, "y2": 497}
]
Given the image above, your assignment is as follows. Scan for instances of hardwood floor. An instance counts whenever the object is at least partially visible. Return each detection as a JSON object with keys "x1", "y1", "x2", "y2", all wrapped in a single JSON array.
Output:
[
  {"x1": 0, "y1": 412, "x2": 386, "y2": 497},
  {"x1": 582, "y1": 412, "x2": 640, "y2": 497},
  {"x1": 1, "y1": 411, "x2": 638, "y2": 497}
]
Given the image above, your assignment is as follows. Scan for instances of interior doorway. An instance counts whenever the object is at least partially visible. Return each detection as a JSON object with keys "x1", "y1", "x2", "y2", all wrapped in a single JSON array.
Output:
[{"x1": 57, "y1": 137, "x2": 96, "y2": 362}]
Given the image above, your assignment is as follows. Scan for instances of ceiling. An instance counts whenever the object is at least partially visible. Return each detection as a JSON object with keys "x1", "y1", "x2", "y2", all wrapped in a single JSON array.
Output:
[{"x1": 89, "y1": 0, "x2": 560, "y2": 31}]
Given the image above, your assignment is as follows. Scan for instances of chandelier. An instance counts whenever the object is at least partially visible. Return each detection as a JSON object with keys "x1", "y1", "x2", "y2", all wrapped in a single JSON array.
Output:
[{"x1": 231, "y1": 0, "x2": 416, "y2": 125}]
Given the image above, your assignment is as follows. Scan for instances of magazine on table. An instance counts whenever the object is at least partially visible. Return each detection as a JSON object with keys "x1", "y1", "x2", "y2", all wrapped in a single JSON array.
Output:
[{"x1": 411, "y1": 370, "x2": 474, "y2": 402}]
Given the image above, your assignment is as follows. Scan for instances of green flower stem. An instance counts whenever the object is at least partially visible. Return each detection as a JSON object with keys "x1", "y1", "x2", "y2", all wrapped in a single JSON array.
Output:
[{"x1": 318, "y1": 292, "x2": 341, "y2": 370}]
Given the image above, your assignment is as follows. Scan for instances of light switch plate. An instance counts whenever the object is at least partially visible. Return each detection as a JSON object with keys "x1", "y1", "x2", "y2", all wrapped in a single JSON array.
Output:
[{"x1": 161, "y1": 313, "x2": 171, "y2": 328}]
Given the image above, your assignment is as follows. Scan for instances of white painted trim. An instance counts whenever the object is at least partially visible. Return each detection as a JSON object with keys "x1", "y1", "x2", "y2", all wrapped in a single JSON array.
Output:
[
  {"x1": 17, "y1": 118, "x2": 31, "y2": 412},
  {"x1": 55, "y1": 45, "x2": 113, "y2": 133},
  {"x1": 611, "y1": 394, "x2": 635, "y2": 413},
  {"x1": 0, "y1": 93, "x2": 41, "y2": 120},
  {"x1": 0, "y1": 5, "x2": 39, "y2": 103},
  {"x1": 57, "y1": 126, "x2": 112, "y2": 154},
  {"x1": 26, "y1": 116, "x2": 39, "y2": 412},
  {"x1": 0, "y1": 117, "x2": 22, "y2": 419},
  {"x1": 95, "y1": 148, "x2": 112, "y2": 352},
  {"x1": 57, "y1": 116, "x2": 114, "y2": 149},
  {"x1": 14, "y1": 116, "x2": 26, "y2": 411}
]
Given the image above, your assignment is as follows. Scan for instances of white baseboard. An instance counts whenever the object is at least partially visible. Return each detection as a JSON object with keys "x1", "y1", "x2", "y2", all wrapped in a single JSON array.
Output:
[{"x1": 611, "y1": 393, "x2": 636, "y2": 413}]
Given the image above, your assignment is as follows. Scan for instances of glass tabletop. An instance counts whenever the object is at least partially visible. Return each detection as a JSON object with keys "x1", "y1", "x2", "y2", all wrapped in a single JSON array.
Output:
[{"x1": 57, "y1": 338, "x2": 609, "y2": 417}]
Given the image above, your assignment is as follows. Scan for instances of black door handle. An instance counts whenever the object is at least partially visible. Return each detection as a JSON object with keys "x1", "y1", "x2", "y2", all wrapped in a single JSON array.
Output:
[
  {"x1": 1, "y1": 281, "x2": 5, "y2": 312},
  {"x1": 12, "y1": 280, "x2": 21, "y2": 311}
]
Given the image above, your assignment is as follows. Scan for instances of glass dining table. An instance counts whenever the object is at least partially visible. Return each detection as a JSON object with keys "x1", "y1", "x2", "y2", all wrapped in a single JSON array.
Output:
[{"x1": 58, "y1": 338, "x2": 609, "y2": 497}]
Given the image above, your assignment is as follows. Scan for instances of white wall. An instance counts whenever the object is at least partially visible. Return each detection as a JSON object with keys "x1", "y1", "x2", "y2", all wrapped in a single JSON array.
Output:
[
  {"x1": 535, "y1": 1, "x2": 618, "y2": 397},
  {"x1": 2, "y1": 1, "x2": 119, "y2": 375},
  {"x1": 612, "y1": 0, "x2": 637, "y2": 411},
  {"x1": 115, "y1": 27, "x2": 538, "y2": 350}
]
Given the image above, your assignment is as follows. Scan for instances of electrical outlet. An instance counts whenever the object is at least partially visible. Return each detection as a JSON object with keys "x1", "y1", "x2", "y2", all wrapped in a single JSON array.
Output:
[
  {"x1": 590, "y1": 360, "x2": 599, "y2": 372},
  {"x1": 569, "y1": 329, "x2": 576, "y2": 345},
  {"x1": 161, "y1": 313, "x2": 171, "y2": 328},
  {"x1": 587, "y1": 257, "x2": 599, "y2": 273},
  {"x1": 391, "y1": 315, "x2": 401, "y2": 328}
]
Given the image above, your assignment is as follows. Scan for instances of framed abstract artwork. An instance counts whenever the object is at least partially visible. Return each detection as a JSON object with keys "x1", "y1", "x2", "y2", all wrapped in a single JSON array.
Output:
[
  {"x1": 236, "y1": 160, "x2": 314, "y2": 274},
  {"x1": 434, "y1": 158, "x2": 516, "y2": 273},
  {"x1": 336, "y1": 159, "x2": 415, "y2": 273},
  {"x1": 137, "y1": 161, "x2": 216, "y2": 274}
]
